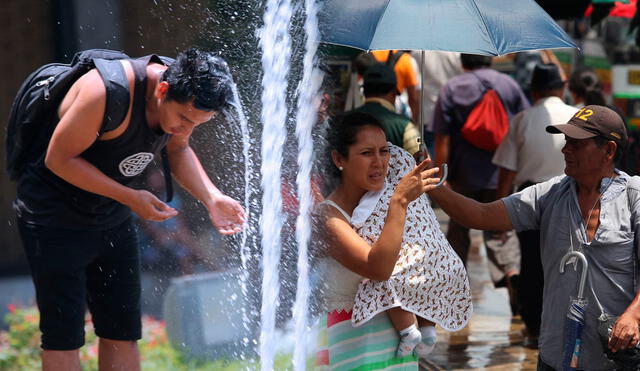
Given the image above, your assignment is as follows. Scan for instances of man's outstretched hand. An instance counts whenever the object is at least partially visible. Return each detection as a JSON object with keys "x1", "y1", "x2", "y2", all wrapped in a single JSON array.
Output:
[{"x1": 207, "y1": 194, "x2": 246, "y2": 235}]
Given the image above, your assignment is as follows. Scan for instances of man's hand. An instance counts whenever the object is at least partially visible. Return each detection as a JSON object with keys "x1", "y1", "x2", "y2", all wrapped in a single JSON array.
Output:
[
  {"x1": 207, "y1": 194, "x2": 246, "y2": 235},
  {"x1": 609, "y1": 312, "x2": 640, "y2": 352},
  {"x1": 126, "y1": 189, "x2": 178, "y2": 222}
]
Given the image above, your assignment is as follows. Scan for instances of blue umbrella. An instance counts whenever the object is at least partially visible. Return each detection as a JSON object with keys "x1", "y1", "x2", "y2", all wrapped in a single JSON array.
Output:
[
  {"x1": 318, "y1": 0, "x2": 577, "y2": 55},
  {"x1": 318, "y1": 0, "x2": 577, "y2": 178},
  {"x1": 559, "y1": 251, "x2": 589, "y2": 371}
]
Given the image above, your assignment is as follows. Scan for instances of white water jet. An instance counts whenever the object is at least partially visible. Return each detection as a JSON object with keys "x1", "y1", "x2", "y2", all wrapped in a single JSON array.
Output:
[
  {"x1": 258, "y1": 0, "x2": 293, "y2": 369},
  {"x1": 229, "y1": 84, "x2": 255, "y2": 355},
  {"x1": 291, "y1": 0, "x2": 323, "y2": 369}
]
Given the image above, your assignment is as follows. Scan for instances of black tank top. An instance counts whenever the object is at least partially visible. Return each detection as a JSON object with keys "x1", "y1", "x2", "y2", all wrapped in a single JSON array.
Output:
[{"x1": 15, "y1": 57, "x2": 171, "y2": 230}]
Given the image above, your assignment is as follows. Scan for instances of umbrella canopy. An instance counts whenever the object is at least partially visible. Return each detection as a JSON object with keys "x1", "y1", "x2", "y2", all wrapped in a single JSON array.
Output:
[{"x1": 318, "y1": 0, "x2": 578, "y2": 56}]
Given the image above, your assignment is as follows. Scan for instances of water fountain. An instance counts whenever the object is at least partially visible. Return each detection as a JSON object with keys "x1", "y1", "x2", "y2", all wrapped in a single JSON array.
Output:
[
  {"x1": 163, "y1": 0, "x2": 324, "y2": 369},
  {"x1": 291, "y1": 0, "x2": 323, "y2": 369},
  {"x1": 257, "y1": 0, "x2": 293, "y2": 369}
]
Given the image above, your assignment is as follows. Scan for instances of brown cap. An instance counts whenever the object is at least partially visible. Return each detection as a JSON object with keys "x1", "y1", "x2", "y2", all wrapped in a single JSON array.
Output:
[{"x1": 546, "y1": 105, "x2": 628, "y2": 150}]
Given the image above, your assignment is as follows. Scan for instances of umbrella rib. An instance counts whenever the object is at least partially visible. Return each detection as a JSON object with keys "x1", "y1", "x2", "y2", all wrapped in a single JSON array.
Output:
[
  {"x1": 467, "y1": 0, "x2": 499, "y2": 55},
  {"x1": 368, "y1": 0, "x2": 394, "y2": 51}
]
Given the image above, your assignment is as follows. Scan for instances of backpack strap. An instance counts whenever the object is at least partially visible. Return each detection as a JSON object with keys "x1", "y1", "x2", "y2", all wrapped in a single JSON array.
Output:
[
  {"x1": 386, "y1": 50, "x2": 405, "y2": 69},
  {"x1": 94, "y1": 59, "x2": 131, "y2": 134},
  {"x1": 94, "y1": 55, "x2": 175, "y2": 203},
  {"x1": 141, "y1": 54, "x2": 174, "y2": 203},
  {"x1": 470, "y1": 71, "x2": 493, "y2": 93},
  {"x1": 470, "y1": 71, "x2": 508, "y2": 109}
]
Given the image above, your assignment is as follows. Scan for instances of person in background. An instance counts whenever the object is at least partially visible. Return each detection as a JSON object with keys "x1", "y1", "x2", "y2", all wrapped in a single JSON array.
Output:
[
  {"x1": 568, "y1": 66, "x2": 606, "y2": 107},
  {"x1": 433, "y1": 54, "x2": 530, "y2": 313},
  {"x1": 351, "y1": 64, "x2": 421, "y2": 157},
  {"x1": 492, "y1": 63, "x2": 578, "y2": 347},
  {"x1": 513, "y1": 50, "x2": 568, "y2": 102},
  {"x1": 411, "y1": 51, "x2": 463, "y2": 156},
  {"x1": 371, "y1": 50, "x2": 420, "y2": 124}
]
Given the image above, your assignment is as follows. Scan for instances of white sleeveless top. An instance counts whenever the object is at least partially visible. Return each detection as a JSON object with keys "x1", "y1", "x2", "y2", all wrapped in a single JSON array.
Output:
[{"x1": 318, "y1": 200, "x2": 364, "y2": 313}]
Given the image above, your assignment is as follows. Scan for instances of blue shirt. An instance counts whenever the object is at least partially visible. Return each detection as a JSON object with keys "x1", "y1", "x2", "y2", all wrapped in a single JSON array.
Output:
[{"x1": 503, "y1": 171, "x2": 640, "y2": 370}]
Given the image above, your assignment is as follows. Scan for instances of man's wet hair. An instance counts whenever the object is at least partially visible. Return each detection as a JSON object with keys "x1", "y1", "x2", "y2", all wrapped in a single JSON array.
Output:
[
  {"x1": 460, "y1": 54, "x2": 492, "y2": 69},
  {"x1": 161, "y1": 48, "x2": 233, "y2": 112}
]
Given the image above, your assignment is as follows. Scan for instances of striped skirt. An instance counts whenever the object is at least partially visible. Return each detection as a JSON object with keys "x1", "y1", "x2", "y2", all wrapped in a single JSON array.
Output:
[{"x1": 316, "y1": 310, "x2": 418, "y2": 370}]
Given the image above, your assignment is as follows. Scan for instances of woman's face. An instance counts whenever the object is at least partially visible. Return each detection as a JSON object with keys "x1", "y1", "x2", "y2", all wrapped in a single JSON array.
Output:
[{"x1": 334, "y1": 125, "x2": 390, "y2": 192}]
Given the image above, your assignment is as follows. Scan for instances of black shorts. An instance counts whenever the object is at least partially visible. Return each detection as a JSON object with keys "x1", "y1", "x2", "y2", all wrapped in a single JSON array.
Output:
[{"x1": 18, "y1": 218, "x2": 142, "y2": 350}]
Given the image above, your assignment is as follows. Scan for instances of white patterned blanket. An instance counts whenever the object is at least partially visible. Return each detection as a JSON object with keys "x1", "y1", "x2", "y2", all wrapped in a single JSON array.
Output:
[{"x1": 351, "y1": 144, "x2": 472, "y2": 331}]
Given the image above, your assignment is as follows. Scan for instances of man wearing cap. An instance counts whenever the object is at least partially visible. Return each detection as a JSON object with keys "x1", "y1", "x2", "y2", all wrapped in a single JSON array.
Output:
[
  {"x1": 492, "y1": 63, "x2": 579, "y2": 346},
  {"x1": 428, "y1": 104, "x2": 640, "y2": 370},
  {"x1": 351, "y1": 64, "x2": 421, "y2": 156}
]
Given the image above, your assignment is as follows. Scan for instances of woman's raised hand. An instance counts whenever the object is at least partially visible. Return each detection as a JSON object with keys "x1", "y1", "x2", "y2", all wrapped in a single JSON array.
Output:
[{"x1": 393, "y1": 159, "x2": 441, "y2": 205}]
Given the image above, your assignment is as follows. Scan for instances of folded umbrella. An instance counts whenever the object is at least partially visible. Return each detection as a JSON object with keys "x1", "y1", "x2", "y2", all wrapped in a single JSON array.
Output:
[{"x1": 559, "y1": 251, "x2": 589, "y2": 371}]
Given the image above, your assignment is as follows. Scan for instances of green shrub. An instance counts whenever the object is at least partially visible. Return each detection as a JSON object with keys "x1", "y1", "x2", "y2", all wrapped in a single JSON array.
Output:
[{"x1": 0, "y1": 305, "x2": 305, "y2": 370}]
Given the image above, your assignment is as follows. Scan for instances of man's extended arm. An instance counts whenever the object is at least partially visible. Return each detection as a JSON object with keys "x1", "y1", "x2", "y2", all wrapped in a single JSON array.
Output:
[
  {"x1": 166, "y1": 133, "x2": 245, "y2": 235},
  {"x1": 428, "y1": 182, "x2": 513, "y2": 231}
]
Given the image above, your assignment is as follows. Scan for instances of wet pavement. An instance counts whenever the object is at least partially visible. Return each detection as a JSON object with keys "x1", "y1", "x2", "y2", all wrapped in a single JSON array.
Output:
[{"x1": 421, "y1": 209, "x2": 539, "y2": 370}]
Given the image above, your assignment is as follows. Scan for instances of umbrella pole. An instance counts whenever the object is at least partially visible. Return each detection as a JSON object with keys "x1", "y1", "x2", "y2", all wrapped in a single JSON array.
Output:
[
  {"x1": 419, "y1": 50, "x2": 448, "y2": 188},
  {"x1": 419, "y1": 50, "x2": 425, "y2": 153}
]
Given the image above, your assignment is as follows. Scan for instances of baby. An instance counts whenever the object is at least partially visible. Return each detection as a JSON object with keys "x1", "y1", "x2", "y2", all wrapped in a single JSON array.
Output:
[{"x1": 350, "y1": 144, "x2": 472, "y2": 359}]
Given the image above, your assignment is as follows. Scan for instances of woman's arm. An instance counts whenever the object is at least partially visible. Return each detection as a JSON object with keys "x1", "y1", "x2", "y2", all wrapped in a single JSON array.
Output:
[
  {"x1": 324, "y1": 196, "x2": 409, "y2": 281},
  {"x1": 323, "y1": 161, "x2": 440, "y2": 281}
]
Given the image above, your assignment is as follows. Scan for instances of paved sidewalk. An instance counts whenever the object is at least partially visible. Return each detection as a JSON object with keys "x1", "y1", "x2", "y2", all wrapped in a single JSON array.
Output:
[{"x1": 420, "y1": 209, "x2": 538, "y2": 370}]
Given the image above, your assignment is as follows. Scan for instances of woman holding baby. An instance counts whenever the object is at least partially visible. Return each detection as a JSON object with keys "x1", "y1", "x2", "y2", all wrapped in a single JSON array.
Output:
[{"x1": 315, "y1": 112, "x2": 472, "y2": 370}]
